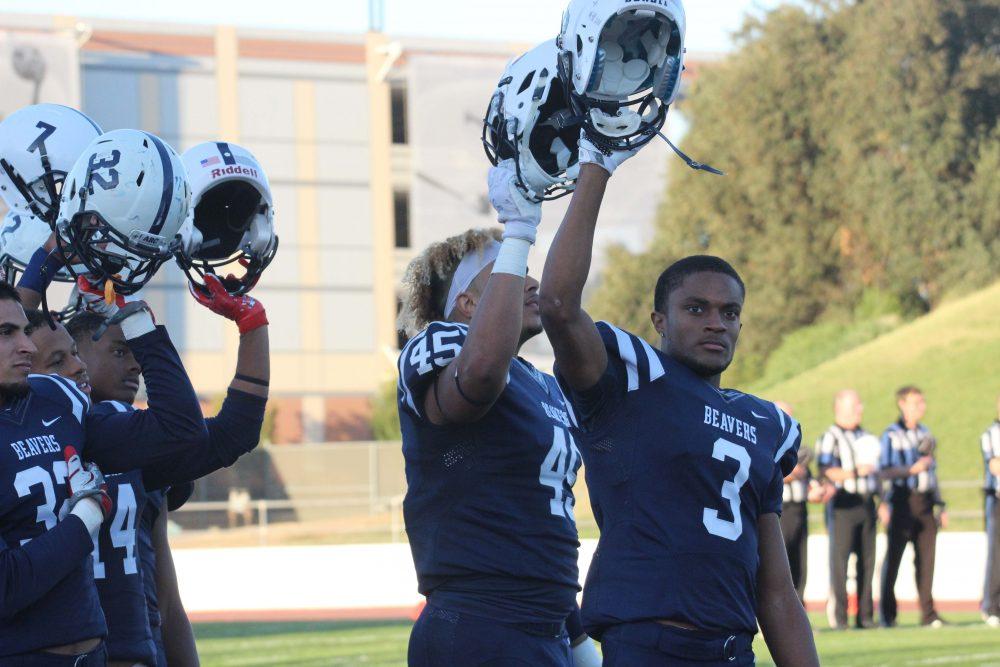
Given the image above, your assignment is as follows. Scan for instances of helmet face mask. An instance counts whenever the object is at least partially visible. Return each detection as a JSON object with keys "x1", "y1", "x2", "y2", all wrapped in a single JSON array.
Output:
[
  {"x1": 558, "y1": 0, "x2": 686, "y2": 153},
  {"x1": 483, "y1": 40, "x2": 582, "y2": 202},
  {"x1": 55, "y1": 129, "x2": 190, "y2": 296},
  {"x1": 178, "y1": 142, "x2": 277, "y2": 296},
  {"x1": 0, "y1": 104, "x2": 103, "y2": 226}
]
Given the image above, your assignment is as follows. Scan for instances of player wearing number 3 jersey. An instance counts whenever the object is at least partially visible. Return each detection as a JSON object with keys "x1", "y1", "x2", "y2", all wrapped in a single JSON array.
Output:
[
  {"x1": 396, "y1": 166, "x2": 598, "y2": 666},
  {"x1": 540, "y1": 155, "x2": 820, "y2": 665}
]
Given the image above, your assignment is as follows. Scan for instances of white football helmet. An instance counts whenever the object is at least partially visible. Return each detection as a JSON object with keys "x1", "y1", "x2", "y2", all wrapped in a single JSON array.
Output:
[
  {"x1": 557, "y1": 0, "x2": 685, "y2": 152},
  {"x1": 177, "y1": 142, "x2": 277, "y2": 295},
  {"x1": 55, "y1": 129, "x2": 190, "y2": 295},
  {"x1": 0, "y1": 104, "x2": 103, "y2": 225},
  {"x1": 0, "y1": 210, "x2": 73, "y2": 284},
  {"x1": 483, "y1": 40, "x2": 582, "y2": 202}
]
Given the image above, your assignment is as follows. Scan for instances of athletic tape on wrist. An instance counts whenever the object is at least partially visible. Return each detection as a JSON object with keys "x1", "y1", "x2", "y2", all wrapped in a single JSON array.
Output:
[
  {"x1": 491, "y1": 237, "x2": 530, "y2": 278},
  {"x1": 71, "y1": 499, "x2": 104, "y2": 535},
  {"x1": 119, "y1": 310, "x2": 156, "y2": 340}
]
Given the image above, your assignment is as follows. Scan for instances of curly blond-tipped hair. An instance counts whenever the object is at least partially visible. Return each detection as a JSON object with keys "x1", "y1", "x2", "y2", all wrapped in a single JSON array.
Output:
[{"x1": 398, "y1": 228, "x2": 503, "y2": 337}]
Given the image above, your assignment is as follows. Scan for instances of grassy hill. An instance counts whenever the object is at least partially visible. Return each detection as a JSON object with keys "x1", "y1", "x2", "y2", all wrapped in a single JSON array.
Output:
[{"x1": 748, "y1": 281, "x2": 1000, "y2": 524}]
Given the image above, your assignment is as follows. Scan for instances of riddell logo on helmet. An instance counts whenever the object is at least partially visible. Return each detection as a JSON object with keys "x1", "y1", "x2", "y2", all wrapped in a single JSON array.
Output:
[{"x1": 211, "y1": 165, "x2": 259, "y2": 180}]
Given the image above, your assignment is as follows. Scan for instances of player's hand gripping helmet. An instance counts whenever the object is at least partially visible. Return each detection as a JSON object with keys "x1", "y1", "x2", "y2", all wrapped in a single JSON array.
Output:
[
  {"x1": 0, "y1": 104, "x2": 103, "y2": 225},
  {"x1": 557, "y1": 0, "x2": 686, "y2": 153},
  {"x1": 483, "y1": 40, "x2": 582, "y2": 202},
  {"x1": 55, "y1": 129, "x2": 190, "y2": 295},
  {"x1": 176, "y1": 142, "x2": 277, "y2": 296}
]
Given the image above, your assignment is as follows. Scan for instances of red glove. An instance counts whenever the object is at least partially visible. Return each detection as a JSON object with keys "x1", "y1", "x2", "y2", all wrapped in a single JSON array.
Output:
[
  {"x1": 76, "y1": 276, "x2": 137, "y2": 316},
  {"x1": 64, "y1": 446, "x2": 113, "y2": 520},
  {"x1": 189, "y1": 274, "x2": 268, "y2": 335}
]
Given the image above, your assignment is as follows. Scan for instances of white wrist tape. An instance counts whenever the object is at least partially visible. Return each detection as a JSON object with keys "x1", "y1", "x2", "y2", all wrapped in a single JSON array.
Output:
[
  {"x1": 491, "y1": 237, "x2": 530, "y2": 278},
  {"x1": 70, "y1": 499, "x2": 104, "y2": 535},
  {"x1": 119, "y1": 310, "x2": 156, "y2": 340}
]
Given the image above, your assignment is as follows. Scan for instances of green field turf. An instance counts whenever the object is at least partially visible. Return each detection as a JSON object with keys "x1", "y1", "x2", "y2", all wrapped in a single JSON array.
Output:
[{"x1": 194, "y1": 613, "x2": 1000, "y2": 666}]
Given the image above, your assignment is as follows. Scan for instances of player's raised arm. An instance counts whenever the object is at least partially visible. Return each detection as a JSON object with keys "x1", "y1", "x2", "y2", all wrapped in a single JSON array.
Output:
[
  {"x1": 756, "y1": 512, "x2": 820, "y2": 667},
  {"x1": 539, "y1": 136, "x2": 639, "y2": 392},
  {"x1": 79, "y1": 298, "x2": 209, "y2": 472},
  {"x1": 141, "y1": 274, "x2": 269, "y2": 489},
  {"x1": 409, "y1": 164, "x2": 542, "y2": 425}
]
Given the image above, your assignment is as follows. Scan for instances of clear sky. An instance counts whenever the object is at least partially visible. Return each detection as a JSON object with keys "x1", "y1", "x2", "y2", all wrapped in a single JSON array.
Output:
[{"x1": 2, "y1": 0, "x2": 788, "y2": 52}]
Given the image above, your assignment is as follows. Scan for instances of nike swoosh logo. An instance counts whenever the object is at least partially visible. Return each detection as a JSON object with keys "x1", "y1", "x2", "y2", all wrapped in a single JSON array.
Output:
[
  {"x1": 42, "y1": 417, "x2": 61, "y2": 427},
  {"x1": 750, "y1": 411, "x2": 768, "y2": 420}
]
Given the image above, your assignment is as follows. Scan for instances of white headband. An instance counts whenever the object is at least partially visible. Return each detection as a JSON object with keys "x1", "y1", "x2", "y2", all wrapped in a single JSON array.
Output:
[{"x1": 444, "y1": 240, "x2": 501, "y2": 319}]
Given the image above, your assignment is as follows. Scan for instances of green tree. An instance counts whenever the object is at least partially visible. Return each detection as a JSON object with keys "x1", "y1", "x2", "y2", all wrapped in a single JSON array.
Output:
[
  {"x1": 371, "y1": 379, "x2": 402, "y2": 441},
  {"x1": 591, "y1": 0, "x2": 999, "y2": 385}
]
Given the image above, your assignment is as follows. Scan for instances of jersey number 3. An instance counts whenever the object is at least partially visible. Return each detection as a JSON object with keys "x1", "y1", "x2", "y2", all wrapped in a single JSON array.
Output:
[{"x1": 702, "y1": 438, "x2": 751, "y2": 541}]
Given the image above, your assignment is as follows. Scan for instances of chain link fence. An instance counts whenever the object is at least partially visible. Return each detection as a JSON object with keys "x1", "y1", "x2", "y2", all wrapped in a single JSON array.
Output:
[{"x1": 168, "y1": 442, "x2": 984, "y2": 547}]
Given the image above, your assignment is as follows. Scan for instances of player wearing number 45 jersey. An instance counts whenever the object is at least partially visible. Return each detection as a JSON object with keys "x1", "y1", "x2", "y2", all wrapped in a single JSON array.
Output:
[
  {"x1": 539, "y1": 141, "x2": 819, "y2": 666},
  {"x1": 396, "y1": 165, "x2": 599, "y2": 666}
]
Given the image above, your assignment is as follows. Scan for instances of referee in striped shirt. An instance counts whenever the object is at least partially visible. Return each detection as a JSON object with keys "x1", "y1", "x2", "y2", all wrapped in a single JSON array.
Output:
[
  {"x1": 879, "y1": 386, "x2": 947, "y2": 628},
  {"x1": 817, "y1": 389, "x2": 879, "y2": 629},
  {"x1": 981, "y1": 395, "x2": 1000, "y2": 626},
  {"x1": 779, "y1": 402, "x2": 812, "y2": 603}
]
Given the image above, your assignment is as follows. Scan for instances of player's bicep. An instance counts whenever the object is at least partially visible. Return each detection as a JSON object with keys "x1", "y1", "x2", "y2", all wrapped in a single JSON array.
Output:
[
  {"x1": 543, "y1": 307, "x2": 607, "y2": 393},
  {"x1": 399, "y1": 323, "x2": 482, "y2": 425}
]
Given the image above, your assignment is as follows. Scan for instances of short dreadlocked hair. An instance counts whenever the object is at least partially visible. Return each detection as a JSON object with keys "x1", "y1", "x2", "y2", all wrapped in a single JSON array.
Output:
[{"x1": 397, "y1": 228, "x2": 503, "y2": 337}]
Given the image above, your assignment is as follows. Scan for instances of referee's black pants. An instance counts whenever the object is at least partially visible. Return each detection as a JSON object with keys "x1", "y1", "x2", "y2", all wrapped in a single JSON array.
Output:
[
  {"x1": 827, "y1": 492, "x2": 876, "y2": 628},
  {"x1": 986, "y1": 493, "x2": 1000, "y2": 617},
  {"x1": 780, "y1": 501, "x2": 808, "y2": 603},
  {"x1": 880, "y1": 489, "x2": 940, "y2": 625}
]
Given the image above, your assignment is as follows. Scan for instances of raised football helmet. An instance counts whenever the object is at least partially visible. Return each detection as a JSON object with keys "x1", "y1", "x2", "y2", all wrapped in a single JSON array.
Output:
[
  {"x1": 557, "y1": 0, "x2": 685, "y2": 152},
  {"x1": 55, "y1": 129, "x2": 190, "y2": 295},
  {"x1": 0, "y1": 211, "x2": 84, "y2": 319},
  {"x1": 0, "y1": 210, "x2": 73, "y2": 285},
  {"x1": 177, "y1": 142, "x2": 277, "y2": 296},
  {"x1": 483, "y1": 40, "x2": 582, "y2": 202},
  {"x1": 0, "y1": 104, "x2": 103, "y2": 225}
]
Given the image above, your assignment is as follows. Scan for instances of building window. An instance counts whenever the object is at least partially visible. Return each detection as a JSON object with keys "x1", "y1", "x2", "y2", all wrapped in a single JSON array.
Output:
[
  {"x1": 394, "y1": 190, "x2": 410, "y2": 249},
  {"x1": 396, "y1": 299, "x2": 408, "y2": 351},
  {"x1": 391, "y1": 84, "x2": 408, "y2": 145}
]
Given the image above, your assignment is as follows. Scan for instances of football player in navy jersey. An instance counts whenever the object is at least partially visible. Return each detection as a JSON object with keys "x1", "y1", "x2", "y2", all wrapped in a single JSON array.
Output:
[
  {"x1": 0, "y1": 262, "x2": 215, "y2": 664},
  {"x1": 539, "y1": 137, "x2": 819, "y2": 666},
  {"x1": 67, "y1": 271, "x2": 270, "y2": 667},
  {"x1": 396, "y1": 164, "x2": 599, "y2": 666},
  {"x1": 22, "y1": 308, "x2": 158, "y2": 667}
]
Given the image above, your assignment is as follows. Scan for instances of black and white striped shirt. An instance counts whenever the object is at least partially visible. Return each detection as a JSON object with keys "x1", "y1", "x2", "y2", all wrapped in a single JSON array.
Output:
[
  {"x1": 982, "y1": 420, "x2": 1000, "y2": 496},
  {"x1": 817, "y1": 425, "x2": 879, "y2": 496},
  {"x1": 783, "y1": 448, "x2": 811, "y2": 503},
  {"x1": 881, "y1": 421, "x2": 939, "y2": 497}
]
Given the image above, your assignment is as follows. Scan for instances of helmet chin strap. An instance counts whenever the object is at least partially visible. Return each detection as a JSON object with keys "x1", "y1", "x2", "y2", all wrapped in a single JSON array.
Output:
[{"x1": 656, "y1": 131, "x2": 725, "y2": 176}]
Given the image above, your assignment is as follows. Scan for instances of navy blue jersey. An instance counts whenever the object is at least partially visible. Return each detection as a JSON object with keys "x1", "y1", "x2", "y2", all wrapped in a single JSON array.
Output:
[
  {"x1": 398, "y1": 321, "x2": 581, "y2": 624},
  {"x1": 0, "y1": 374, "x2": 105, "y2": 656},
  {"x1": 139, "y1": 489, "x2": 166, "y2": 666},
  {"x1": 89, "y1": 401, "x2": 157, "y2": 665},
  {"x1": 556, "y1": 322, "x2": 801, "y2": 638}
]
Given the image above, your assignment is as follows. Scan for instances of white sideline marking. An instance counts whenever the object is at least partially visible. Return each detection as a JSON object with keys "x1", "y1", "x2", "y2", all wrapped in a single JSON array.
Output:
[{"x1": 903, "y1": 652, "x2": 1000, "y2": 665}]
